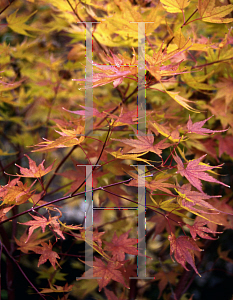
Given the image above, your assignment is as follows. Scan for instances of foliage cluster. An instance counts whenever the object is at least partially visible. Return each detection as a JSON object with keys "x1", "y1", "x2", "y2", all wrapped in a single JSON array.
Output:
[{"x1": 0, "y1": 0, "x2": 233, "y2": 299}]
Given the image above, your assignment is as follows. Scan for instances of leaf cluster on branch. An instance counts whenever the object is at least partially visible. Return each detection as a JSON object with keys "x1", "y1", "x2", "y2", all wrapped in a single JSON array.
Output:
[{"x1": 0, "y1": 0, "x2": 233, "y2": 299}]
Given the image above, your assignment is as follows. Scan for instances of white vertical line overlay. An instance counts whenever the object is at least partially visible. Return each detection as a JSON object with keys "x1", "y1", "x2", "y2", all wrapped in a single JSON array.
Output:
[
  {"x1": 85, "y1": 22, "x2": 94, "y2": 137},
  {"x1": 76, "y1": 22, "x2": 101, "y2": 137},
  {"x1": 76, "y1": 165, "x2": 101, "y2": 279},
  {"x1": 137, "y1": 23, "x2": 146, "y2": 136},
  {"x1": 130, "y1": 165, "x2": 154, "y2": 279}
]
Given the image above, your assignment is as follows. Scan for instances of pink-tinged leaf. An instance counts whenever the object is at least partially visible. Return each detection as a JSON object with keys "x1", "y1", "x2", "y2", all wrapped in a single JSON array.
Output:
[
  {"x1": 11, "y1": 155, "x2": 55, "y2": 178},
  {"x1": 112, "y1": 129, "x2": 170, "y2": 157},
  {"x1": 73, "y1": 50, "x2": 137, "y2": 88},
  {"x1": 187, "y1": 221, "x2": 222, "y2": 240},
  {"x1": 19, "y1": 211, "x2": 65, "y2": 243},
  {"x1": 168, "y1": 232, "x2": 202, "y2": 275},
  {"x1": 62, "y1": 106, "x2": 106, "y2": 118},
  {"x1": 187, "y1": 115, "x2": 228, "y2": 135},
  {"x1": 173, "y1": 153, "x2": 230, "y2": 193},
  {"x1": 176, "y1": 183, "x2": 223, "y2": 219},
  {"x1": 217, "y1": 135, "x2": 233, "y2": 157}
]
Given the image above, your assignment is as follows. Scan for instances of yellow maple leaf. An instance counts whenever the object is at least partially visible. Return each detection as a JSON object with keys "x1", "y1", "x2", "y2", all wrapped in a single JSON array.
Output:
[
  {"x1": 6, "y1": 9, "x2": 40, "y2": 37},
  {"x1": 160, "y1": 0, "x2": 190, "y2": 13},
  {"x1": 109, "y1": 149, "x2": 152, "y2": 165},
  {"x1": 166, "y1": 90, "x2": 200, "y2": 113},
  {"x1": 198, "y1": 0, "x2": 233, "y2": 23}
]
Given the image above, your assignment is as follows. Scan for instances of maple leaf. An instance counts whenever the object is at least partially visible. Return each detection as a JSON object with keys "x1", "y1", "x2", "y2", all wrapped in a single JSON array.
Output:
[
  {"x1": 187, "y1": 115, "x2": 228, "y2": 135},
  {"x1": 145, "y1": 42, "x2": 189, "y2": 81},
  {"x1": 168, "y1": 232, "x2": 202, "y2": 275},
  {"x1": 104, "y1": 230, "x2": 138, "y2": 261},
  {"x1": 175, "y1": 184, "x2": 223, "y2": 221},
  {"x1": 149, "y1": 213, "x2": 181, "y2": 238},
  {"x1": 146, "y1": 175, "x2": 175, "y2": 195},
  {"x1": 80, "y1": 257, "x2": 128, "y2": 291},
  {"x1": 14, "y1": 230, "x2": 49, "y2": 254},
  {"x1": 108, "y1": 107, "x2": 139, "y2": 127},
  {"x1": 109, "y1": 149, "x2": 152, "y2": 165},
  {"x1": 160, "y1": 0, "x2": 190, "y2": 13},
  {"x1": 6, "y1": 154, "x2": 55, "y2": 178},
  {"x1": 165, "y1": 90, "x2": 200, "y2": 113},
  {"x1": 73, "y1": 49, "x2": 138, "y2": 88},
  {"x1": 32, "y1": 123, "x2": 85, "y2": 152},
  {"x1": 153, "y1": 270, "x2": 177, "y2": 299},
  {"x1": 35, "y1": 241, "x2": 60, "y2": 269},
  {"x1": 198, "y1": 0, "x2": 233, "y2": 23},
  {"x1": 104, "y1": 287, "x2": 127, "y2": 300},
  {"x1": 126, "y1": 170, "x2": 174, "y2": 195},
  {"x1": 173, "y1": 153, "x2": 230, "y2": 193},
  {"x1": 213, "y1": 77, "x2": 233, "y2": 110},
  {"x1": 40, "y1": 283, "x2": 74, "y2": 293},
  {"x1": 186, "y1": 221, "x2": 222, "y2": 240},
  {"x1": 112, "y1": 129, "x2": 170, "y2": 157},
  {"x1": 19, "y1": 210, "x2": 65, "y2": 243},
  {"x1": 218, "y1": 246, "x2": 233, "y2": 264},
  {"x1": 150, "y1": 121, "x2": 185, "y2": 143},
  {"x1": 63, "y1": 106, "x2": 106, "y2": 118},
  {"x1": 6, "y1": 9, "x2": 40, "y2": 37},
  {"x1": 217, "y1": 135, "x2": 233, "y2": 157},
  {"x1": 0, "y1": 177, "x2": 36, "y2": 205},
  {"x1": 0, "y1": 205, "x2": 14, "y2": 222}
]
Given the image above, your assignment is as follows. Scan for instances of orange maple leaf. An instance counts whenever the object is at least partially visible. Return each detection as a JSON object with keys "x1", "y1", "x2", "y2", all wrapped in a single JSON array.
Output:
[
  {"x1": 0, "y1": 177, "x2": 36, "y2": 205},
  {"x1": 6, "y1": 154, "x2": 56, "y2": 178},
  {"x1": 40, "y1": 282, "x2": 74, "y2": 293},
  {"x1": 112, "y1": 129, "x2": 170, "y2": 157},
  {"x1": 14, "y1": 230, "x2": 49, "y2": 254}
]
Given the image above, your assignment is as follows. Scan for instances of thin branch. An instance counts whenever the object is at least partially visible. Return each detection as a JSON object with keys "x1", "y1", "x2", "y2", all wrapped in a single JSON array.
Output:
[{"x1": 0, "y1": 240, "x2": 46, "y2": 300}]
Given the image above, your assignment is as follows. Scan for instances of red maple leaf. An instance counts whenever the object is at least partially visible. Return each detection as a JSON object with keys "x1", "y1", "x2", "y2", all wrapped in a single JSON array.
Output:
[
  {"x1": 35, "y1": 241, "x2": 60, "y2": 269},
  {"x1": 80, "y1": 257, "x2": 128, "y2": 291},
  {"x1": 104, "y1": 230, "x2": 138, "y2": 261},
  {"x1": 168, "y1": 232, "x2": 202, "y2": 275},
  {"x1": 153, "y1": 270, "x2": 177, "y2": 299},
  {"x1": 186, "y1": 221, "x2": 222, "y2": 240},
  {"x1": 173, "y1": 153, "x2": 230, "y2": 193},
  {"x1": 149, "y1": 213, "x2": 181, "y2": 238},
  {"x1": 187, "y1": 115, "x2": 228, "y2": 135}
]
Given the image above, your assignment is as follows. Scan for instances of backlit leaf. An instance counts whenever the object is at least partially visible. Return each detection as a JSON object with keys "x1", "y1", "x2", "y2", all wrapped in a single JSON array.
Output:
[{"x1": 160, "y1": 0, "x2": 190, "y2": 13}]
